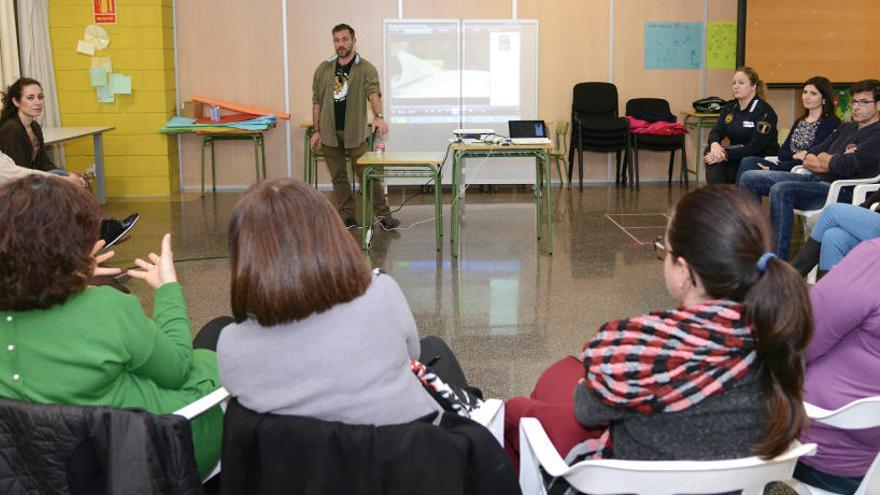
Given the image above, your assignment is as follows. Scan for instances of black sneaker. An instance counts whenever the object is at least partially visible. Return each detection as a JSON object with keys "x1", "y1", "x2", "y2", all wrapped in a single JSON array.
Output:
[
  {"x1": 379, "y1": 216, "x2": 401, "y2": 229},
  {"x1": 343, "y1": 217, "x2": 359, "y2": 229},
  {"x1": 100, "y1": 213, "x2": 139, "y2": 249}
]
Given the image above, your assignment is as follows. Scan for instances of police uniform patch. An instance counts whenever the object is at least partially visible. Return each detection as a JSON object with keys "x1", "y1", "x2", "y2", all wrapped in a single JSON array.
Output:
[
  {"x1": 757, "y1": 121, "x2": 771, "y2": 134},
  {"x1": 724, "y1": 114, "x2": 733, "y2": 124}
]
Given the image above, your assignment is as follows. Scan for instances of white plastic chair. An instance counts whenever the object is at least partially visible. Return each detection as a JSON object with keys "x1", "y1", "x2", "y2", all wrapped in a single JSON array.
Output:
[
  {"x1": 173, "y1": 386, "x2": 230, "y2": 482},
  {"x1": 470, "y1": 398, "x2": 505, "y2": 446},
  {"x1": 518, "y1": 417, "x2": 817, "y2": 495},
  {"x1": 787, "y1": 396, "x2": 880, "y2": 495},
  {"x1": 791, "y1": 166, "x2": 880, "y2": 237}
]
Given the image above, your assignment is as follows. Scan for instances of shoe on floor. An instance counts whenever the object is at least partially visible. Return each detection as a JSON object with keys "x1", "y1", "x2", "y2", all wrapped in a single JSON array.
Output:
[
  {"x1": 100, "y1": 213, "x2": 139, "y2": 249},
  {"x1": 343, "y1": 217, "x2": 359, "y2": 229},
  {"x1": 380, "y1": 216, "x2": 401, "y2": 229}
]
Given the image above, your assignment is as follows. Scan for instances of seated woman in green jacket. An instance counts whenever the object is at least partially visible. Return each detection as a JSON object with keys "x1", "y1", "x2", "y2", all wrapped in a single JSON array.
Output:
[{"x1": 0, "y1": 174, "x2": 222, "y2": 476}]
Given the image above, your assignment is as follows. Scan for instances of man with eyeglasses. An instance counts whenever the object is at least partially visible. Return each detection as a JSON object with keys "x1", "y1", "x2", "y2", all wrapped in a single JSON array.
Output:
[{"x1": 739, "y1": 79, "x2": 880, "y2": 260}]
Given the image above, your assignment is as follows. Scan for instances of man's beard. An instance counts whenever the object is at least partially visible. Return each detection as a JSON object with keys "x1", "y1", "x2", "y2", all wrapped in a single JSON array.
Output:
[{"x1": 337, "y1": 48, "x2": 351, "y2": 58}]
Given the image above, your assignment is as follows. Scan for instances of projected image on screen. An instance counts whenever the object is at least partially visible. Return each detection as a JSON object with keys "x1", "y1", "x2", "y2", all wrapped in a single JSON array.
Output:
[
  {"x1": 383, "y1": 20, "x2": 538, "y2": 184},
  {"x1": 386, "y1": 22, "x2": 460, "y2": 124},
  {"x1": 384, "y1": 21, "x2": 537, "y2": 128}
]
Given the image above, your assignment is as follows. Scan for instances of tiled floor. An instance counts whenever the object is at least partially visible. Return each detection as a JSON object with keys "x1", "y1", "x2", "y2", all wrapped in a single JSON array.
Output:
[{"x1": 105, "y1": 182, "x2": 691, "y2": 400}]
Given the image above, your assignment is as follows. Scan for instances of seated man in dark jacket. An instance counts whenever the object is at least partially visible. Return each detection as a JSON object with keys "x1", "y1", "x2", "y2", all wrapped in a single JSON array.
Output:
[{"x1": 739, "y1": 79, "x2": 880, "y2": 260}]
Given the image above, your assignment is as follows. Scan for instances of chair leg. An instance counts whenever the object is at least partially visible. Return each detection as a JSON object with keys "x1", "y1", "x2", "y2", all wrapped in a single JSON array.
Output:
[
  {"x1": 628, "y1": 139, "x2": 638, "y2": 190},
  {"x1": 681, "y1": 138, "x2": 689, "y2": 187},
  {"x1": 577, "y1": 132, "x2": 584, "y2": 192},
  {"x1": 667, "y1": 150, "x2": 675, "y2": 185},
  {"x1": 616, "y1": 149, "x2": 624, "y2": 185}
]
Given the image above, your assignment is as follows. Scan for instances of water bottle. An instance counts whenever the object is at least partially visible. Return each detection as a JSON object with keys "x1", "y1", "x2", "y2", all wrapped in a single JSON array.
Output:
[
  {"x1": 374, "y1": 130, "x2": 385, "y2": 154},
  {"x1": 210, "y1": 105, "x2": 220, "y2": 122}
]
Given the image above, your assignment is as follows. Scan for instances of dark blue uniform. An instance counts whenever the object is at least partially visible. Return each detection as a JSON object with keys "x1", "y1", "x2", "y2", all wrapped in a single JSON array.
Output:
[{"x1": 705, "y1": 96, "x2": 779, "y2": 184}]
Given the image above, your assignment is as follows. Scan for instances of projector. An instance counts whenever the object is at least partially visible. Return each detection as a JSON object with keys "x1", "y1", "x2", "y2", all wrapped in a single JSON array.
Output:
[{"x1": 452, "y1": 128, "x2": 495, "y2": 140}]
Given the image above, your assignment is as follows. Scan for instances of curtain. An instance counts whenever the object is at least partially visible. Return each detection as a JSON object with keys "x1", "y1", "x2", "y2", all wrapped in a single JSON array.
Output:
[
  {"x1": 17, "y1": 0, "x2": 64, "y2": 165},
  {"x1": 0, "y1": 0, "x2": 20, "y2": 89}
]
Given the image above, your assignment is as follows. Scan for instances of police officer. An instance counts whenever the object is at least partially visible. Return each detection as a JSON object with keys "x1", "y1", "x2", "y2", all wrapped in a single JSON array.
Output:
[{"x1": 704, "y1": 66, "x2": 779, "y2": 184}]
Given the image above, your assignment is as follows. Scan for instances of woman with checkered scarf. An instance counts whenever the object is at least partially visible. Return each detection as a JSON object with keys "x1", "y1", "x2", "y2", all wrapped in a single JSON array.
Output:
[{"x1": 505, "y1": 186, "x2": 812, "y2": 487}]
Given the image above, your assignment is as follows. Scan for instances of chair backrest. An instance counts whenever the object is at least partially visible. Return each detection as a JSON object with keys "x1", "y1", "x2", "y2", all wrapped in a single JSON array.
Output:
[
  {"x1": 625, "y1": 98, "x2": 671, "y2": 117},
  {"x1": 519, "y1": 417, "x2": 817, "y2": 495},
  {"x1": 222, "y1": 399, "x2": 520, "y2": 494},
  {"x1": 572, "y1": 82, "x2": 619, "y2": 117},
  {"x1": 805, "y1": 397, "x2": 880, "y2": 495},
  {"x1": 0, "y1": 396, "x2": 212, "y2": 494}
]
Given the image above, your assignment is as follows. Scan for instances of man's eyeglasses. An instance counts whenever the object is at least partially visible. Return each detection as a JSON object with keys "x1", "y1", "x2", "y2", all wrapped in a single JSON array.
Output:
[{"x1": 852, "y1": 99, "x2": 876, "y2": 107}]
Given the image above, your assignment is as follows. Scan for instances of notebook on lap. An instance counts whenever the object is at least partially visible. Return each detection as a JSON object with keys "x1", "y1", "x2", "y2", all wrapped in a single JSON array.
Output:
[{"x1": 509, "y1": 120, "x2": 551, "y2": 145}]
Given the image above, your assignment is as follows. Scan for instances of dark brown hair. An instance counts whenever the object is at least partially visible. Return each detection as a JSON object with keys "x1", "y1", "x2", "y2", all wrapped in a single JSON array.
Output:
[
  {"x1": 0, "y1": 175, "x2": 101, "y2": 310},
  {"x1": 735, "y1": 66, "x2": 767, "y2": 100},
  {"x1": 851, "y1": 79, "x2": 880, "y2": 102},
  {"x1": 800, "y1": 76, "x2": 836, "y2": 121},
  {"x1": 228, "y1": 178, "x2": 371, "y2": 326},
  {"x1": 667, "y1": 185, "x2": 812, "y2": 459},
  {"x1": 332, "y1": 23, "x2": 355, "y2": 38},
  {"x1": 1, "y1": 77, "x2": 42, "y2": 123}
]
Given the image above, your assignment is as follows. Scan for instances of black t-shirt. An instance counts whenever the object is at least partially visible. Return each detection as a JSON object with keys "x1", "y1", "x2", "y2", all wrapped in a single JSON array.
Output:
[{"x1": 334, "y1": 58, "x2": 355, "y2": 131}]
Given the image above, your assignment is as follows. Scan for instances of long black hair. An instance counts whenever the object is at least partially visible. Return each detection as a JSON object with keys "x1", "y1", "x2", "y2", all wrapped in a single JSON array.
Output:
[
  {"x1": 667, "y1": 185, "x2": 812, "y2": 459},
  {"x1": 799, "y1": 76, "x2": 836, "y2": 121}
]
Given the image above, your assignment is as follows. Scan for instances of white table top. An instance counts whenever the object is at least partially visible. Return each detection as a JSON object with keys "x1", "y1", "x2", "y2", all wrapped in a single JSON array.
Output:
[{"x1": 42, "y1": 126, "x2": 115, "y2": 144}]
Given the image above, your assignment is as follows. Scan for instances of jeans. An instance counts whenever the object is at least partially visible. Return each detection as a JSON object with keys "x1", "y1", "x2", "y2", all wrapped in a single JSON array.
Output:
[
  {"x1": 811, "y1": 203, "x2": 880, "y2": 270},
  {"x1": 793, "y1": 461, "x2": 863, "y2": 495},
  {"x1": 738, "y1": 170, "x2": 840, "y2": 260},
  {"x1": 735, "y1": 156, "x2": 778, "y2": 185}
]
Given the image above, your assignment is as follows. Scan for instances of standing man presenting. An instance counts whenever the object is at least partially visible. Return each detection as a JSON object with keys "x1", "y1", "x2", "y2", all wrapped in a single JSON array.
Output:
[{"x1": 311, "y1": 23, "x2": 399, "y2": 229}]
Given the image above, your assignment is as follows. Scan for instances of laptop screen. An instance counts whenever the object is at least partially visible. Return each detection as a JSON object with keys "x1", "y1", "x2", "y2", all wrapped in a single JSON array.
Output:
[{"x1": 508, "y1": 120, "x2": 547, "y2": 139}]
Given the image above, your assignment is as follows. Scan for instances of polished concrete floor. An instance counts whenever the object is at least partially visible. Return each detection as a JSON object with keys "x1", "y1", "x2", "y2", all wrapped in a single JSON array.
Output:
[{"x1": 105, "y1": 182, "x2": 692, "y2": 401}]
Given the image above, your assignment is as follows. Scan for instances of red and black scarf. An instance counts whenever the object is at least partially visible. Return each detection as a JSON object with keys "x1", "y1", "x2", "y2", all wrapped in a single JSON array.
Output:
[{"x1": 582, "y1": 299, "x2": 756, "y2": 415}]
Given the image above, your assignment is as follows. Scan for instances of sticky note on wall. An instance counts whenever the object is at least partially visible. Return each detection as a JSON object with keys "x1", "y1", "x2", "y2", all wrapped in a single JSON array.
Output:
[
  {"x1": 96, "y1": 85, "x2": 115, "y2": 103},
  {"x1": 76, "y1": 40, "x2": 96, "y2": 56},
  {"x1": 109, "y1": 73, "x2": 132, "y2": 94},
  {"x1": 89, "y1": 67, "x2": 107, "y2": 87}
]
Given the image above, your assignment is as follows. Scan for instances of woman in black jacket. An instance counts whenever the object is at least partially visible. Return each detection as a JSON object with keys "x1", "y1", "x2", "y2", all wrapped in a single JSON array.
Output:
[
  {"x1": 704, "y1": 66, "x2": 779, "y2": 184},
  {"x1": 0, "y1": 77, "x2": 138, "y2": 248}
]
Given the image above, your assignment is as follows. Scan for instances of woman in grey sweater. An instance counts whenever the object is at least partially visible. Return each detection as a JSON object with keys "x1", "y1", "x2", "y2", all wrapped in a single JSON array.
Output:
[{"x1": 217, "y1": 178, "x2": 457, "y2": 426}]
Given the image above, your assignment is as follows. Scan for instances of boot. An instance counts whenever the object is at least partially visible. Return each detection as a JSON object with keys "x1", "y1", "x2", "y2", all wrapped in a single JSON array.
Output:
[{"x1": 790, "y1": 237, "x2": 821, "y2": 277}]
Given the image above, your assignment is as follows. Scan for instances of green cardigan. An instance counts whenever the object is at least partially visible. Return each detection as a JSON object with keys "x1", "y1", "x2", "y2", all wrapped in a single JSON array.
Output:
[{"x1": 0, "y1": 282, "x2": 222, "y2": 475}]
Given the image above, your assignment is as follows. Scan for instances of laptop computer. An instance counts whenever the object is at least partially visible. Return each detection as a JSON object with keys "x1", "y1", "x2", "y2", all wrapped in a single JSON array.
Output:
[{"x1": 508, "y1": 120, "x2": 552, "y2": 145}]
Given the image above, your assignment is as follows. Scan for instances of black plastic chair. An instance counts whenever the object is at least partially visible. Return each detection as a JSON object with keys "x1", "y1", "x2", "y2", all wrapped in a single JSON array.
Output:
[
  {"x1": 568, "y1": 82, "x2": 632, "y2": 191},
  {"x1": 625, "y1": 98, "x2": 688, "y2": 189}
]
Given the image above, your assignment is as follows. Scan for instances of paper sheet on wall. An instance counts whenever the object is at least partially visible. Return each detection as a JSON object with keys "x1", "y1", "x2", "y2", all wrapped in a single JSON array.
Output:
[
  {"x1": 91, "y1": 57, "x2": 112, "y2": 73},
  {"x1": 706, "y1": 22, "x2": 736, "y2": 69},
  {"x1": 76, "y1": 40, "x2": 96, "y2": 56},
  {"x1": 89, "y1": 67, "x2": 107, "y2": 87},
  {"x1": 644, "y1": 22, "x2": 703, "y2": 69},
  {"x1": 109, "y1": 73, "x2": 131, "y2": 94},
  {"x1": 96, "y1": 85, "x2": 115, "y2": 103}
]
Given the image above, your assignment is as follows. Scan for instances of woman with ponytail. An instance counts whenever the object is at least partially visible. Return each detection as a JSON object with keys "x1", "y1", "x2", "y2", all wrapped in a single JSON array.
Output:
[
  {"x1": 504, "y1": 186, "x2": 812, "y2": 480},
  {"x1": 704, "y1": 66, "x2": 780, "y2": 184}
]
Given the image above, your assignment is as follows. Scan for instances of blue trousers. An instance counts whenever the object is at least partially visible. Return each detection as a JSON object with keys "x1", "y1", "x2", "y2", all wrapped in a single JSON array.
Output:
[
  {"x1": 738, "y1": 170, "x2": 841, "y2": 260},
  {"x1": 735, "y1": 156, "x2": 778, "y2": 185},
  {"x1": 810, "y1": 202, "x2": 880, "y2": 270}
]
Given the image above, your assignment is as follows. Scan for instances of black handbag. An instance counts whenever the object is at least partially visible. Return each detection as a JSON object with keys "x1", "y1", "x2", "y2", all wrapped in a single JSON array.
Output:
[{"x1": 692, "y1": 96, "x2": 727, "y2": 113}]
